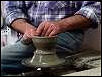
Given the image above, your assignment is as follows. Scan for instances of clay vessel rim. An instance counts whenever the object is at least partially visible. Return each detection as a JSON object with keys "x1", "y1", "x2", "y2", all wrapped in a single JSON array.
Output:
[{"x1": 32, "y1": 36, "x2": 57, "y2": 39}]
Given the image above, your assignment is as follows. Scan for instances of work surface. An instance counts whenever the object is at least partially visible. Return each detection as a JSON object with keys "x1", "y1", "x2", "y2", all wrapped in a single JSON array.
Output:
[
  {"x1": 5, "y1": 48, "x2": 101, "y2": 76},
  {"x1": 62, "y1": 67, "x2": 101, "y2": 76}
]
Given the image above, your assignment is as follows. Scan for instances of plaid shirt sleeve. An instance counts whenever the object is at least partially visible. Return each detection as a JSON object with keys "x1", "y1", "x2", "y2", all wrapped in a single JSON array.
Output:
[
  {"x1": 1, "y1": 1, "x2": 27, "y2": 27},
  {"x1": 75, "y1": 1, "x2": 101, "y2": 28}
]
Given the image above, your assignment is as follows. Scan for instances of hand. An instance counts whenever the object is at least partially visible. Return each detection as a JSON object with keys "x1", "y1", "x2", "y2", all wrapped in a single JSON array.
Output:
[
  {"x1": 36, "y1": 21, "x2": 67, "y2": 37},
  {"x1": 11, "y1": 19, "x2": 38, "y2": 44},
  {"x1": 22, "y1": 26, "x2": 38, "y2": 44},
  {"x1": 23, "y1": 27, "x2": 37, "y2": 40},
  {"x1": 11, "y1": 19, "x2": 38, "y2": 39}
]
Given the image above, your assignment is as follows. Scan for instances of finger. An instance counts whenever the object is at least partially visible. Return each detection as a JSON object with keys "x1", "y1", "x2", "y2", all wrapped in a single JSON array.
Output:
[
  {"x1": 36, "y1": 22, "x2": 45, "y2": 36},
  {"x1": 41, "y1": 26, "x2": 49, "y2": 36},
  {"x1": 41, "y1": 22, "x2": 49, "y2": 36},
  {"x1": 30, "y1": 29, "x2": 34, "y2": 37},
  {"x1": 23, "y1": 32, "x2": 31, "y2": 40},
  {"x1": 22, "y1": 34, "x2": 32, "y2": 44},
  {"x1": 49, "y1": 29, "x2": 57, "y2": 37},
  {"x1": 23, "y1": 34, "x2": 28, "y2": 40},
  {"x1": 26, "y1": 32, "x2": 32, "y2": 38},
  {"x1": 30, "y1": 29, "x2": 37, "y2": 37},
  {"x1": 45, "y1": 25, "x2": 54, "y2": 36}
]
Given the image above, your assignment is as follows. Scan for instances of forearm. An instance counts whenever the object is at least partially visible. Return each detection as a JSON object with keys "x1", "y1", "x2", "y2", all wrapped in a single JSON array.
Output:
[
  {"x1": 11, "y1": 19, "x2": 36, "y2": 34},
  {"x1": 2, "y1": 1, "x2": 36, "y2": 34},
  {"x1": 58, "y1": 15, "x2": 91, "y2": 31}
]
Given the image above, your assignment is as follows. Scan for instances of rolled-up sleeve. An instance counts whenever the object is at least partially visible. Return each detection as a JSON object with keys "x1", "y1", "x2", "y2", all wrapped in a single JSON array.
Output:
[
  {"x1": 1, "y1": 1, "x2": 27, "y2": 27},
  {"x1": 75, "y1": 1, "x2": 101, "y2": 28}
]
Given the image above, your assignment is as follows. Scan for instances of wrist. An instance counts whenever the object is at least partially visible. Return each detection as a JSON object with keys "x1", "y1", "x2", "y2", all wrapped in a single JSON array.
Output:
[
  {"x1": 57, "y1": 18, "x2": 71, "y2": 31},
  {"x1": 57, "y1": 15, "x2": 90, "y2": 31},
  {"x1": 12, "y1": 18, "x2": 36, "y2": 34}
]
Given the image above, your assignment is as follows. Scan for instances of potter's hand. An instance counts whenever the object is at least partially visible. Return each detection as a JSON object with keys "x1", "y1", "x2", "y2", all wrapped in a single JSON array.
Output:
[
  {"x1": 23, "y1": 27, "x2": 37, "y2": 39},
  {"x1": 11, "y1": 18, "x2": 38, "y2": 44},
  {"x1": 36, "y1": 15, "x2": 92, "y2": 37},
  {"x1": 22, "y1": 27, "x2": 37, "y2": 44},
  {"x1": 36, "y1": 21, "x2": 67, "y2": 37}
]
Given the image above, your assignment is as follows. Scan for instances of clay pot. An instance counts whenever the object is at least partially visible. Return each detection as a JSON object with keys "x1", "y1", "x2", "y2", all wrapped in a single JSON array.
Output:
[{"x1": 22, "y1": 36, "x2": 65, "y2": 68}]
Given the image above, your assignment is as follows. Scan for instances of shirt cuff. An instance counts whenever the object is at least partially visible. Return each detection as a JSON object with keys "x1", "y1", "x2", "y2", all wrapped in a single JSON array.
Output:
[
  {"x1": 75, "y1": 6, "x2": 101, "y2": 29},
  {"x1": 5, "y1": 11, "x2": 28, "y2": 27}
]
